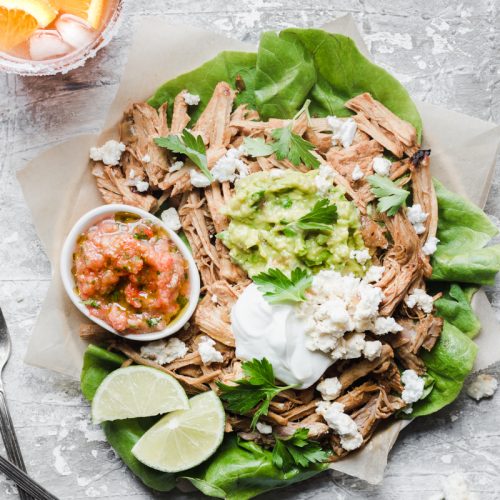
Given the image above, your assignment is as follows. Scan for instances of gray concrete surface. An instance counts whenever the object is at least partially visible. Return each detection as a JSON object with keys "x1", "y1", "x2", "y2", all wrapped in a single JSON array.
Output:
[{"x1": 1, "y1": 1, "x2": 499, "y2": 498}]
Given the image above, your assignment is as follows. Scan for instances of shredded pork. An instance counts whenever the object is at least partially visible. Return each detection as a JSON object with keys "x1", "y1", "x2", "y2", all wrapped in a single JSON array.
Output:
[{"x1": 87, "y1": 84, "x2": 442, "y2": 461}]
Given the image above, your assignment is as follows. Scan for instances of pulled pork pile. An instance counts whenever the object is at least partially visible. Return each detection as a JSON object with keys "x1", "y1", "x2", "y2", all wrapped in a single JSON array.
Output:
[{"x1": 86, "y1": 83, "x2": 443, "y2": 460}]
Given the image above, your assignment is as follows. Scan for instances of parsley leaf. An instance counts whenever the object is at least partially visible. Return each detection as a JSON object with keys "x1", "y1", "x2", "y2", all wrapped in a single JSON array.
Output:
[
  {"x1": 155, "y1": 130, "x2": 213, "y2": 181},
  {"x1": 216, "y1": 358, "x2": 295, "y2": 429},
  {"x1": 367, "y1": 174, "x2": 410, "y2": 216},
  {"x1": 271, "y1": 125, "x2": 320, "y2": 169},
  {"x1": 243, "y1": 137, "x2": 274, "y2": 157},
  {"x1": 253, "y1": 268, "x2": 312, "y2": 304},
  {"x1": 293, "y1": 199, "x2": 338, "y2": 231},
  {"x1": 272, "y1": 428, "x2": 330, "y2": 471}
]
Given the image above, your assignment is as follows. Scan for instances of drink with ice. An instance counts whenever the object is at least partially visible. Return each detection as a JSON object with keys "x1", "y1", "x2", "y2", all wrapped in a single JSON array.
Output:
[{"x1": 0, "y1": 0, "x2": 121, "y2": 74}]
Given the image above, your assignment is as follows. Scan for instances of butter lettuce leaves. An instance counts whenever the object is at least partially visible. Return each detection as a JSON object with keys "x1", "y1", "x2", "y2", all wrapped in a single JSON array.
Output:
[
  {"x1": 148, "y1": 51, "x2": 257, "y2": 123},
  {"x1": 431, "y1": 179, "x2": 500, "y2": 285},
  {"x1": 255, "y1": 29, "x2": 422, "y2": 138},
  {"x1": 410, "y1": 321, "x2": 477, "y2": 418}
]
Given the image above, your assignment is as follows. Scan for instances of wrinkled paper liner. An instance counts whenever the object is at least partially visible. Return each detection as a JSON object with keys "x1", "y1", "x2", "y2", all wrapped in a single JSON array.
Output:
[{"x1": 17, "y1": 15, "x2": 500, "y2": 485}]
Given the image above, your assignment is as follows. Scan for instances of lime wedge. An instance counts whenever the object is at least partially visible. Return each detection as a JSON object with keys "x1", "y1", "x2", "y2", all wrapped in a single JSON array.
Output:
[
  {"x1": 92, "y1": 366, "x2": 189, "y2": 424},
  {"x1": 132, "y1": 391, "x2": 225, "y2": 472}
]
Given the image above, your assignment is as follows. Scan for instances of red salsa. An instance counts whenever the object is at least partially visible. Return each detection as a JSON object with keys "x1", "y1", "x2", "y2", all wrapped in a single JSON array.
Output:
[{"x1": 73, "y1": 212, "x2": 189, "y2": 334}]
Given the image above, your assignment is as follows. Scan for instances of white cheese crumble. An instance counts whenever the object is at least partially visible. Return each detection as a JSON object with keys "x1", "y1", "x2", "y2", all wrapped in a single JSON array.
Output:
[
  {"x1": 211, "y1": 148, "x2": 248, "y2": 183},
  {"x1": 351, "y1": 164, "x2": 364, "y2": 181},
  {"x1": 373, "y1": 317, "x2": 403, "y2": 335},
  {"x1": 211, "y1": 294, "x2": 219, "y2": 304},
  {"x1": 401, "y1": 369, "x2": 425, "y2": 404},
  {"x1": 141, "y1": 154, "x2": 151, "y2": 163},
  {"x1": 89, "y1": 140, "x2": 126, "y2": 166},
  {"x1": 466, "y1": 373, "x2": 498, "y2": 401},
  {"x1": 317, "y1": 377, "x2": 342, "y2": 401},
  {"x1": 140, "y1": 338, "x2": 188, "y2": 365},
  {"x1": 350, "y1": 249, "x2": 371, "y2": 265},
  {"x1": 327, "y1": 116, "x2": 357, "y2": 149},
  {"x1": 256, "y1": 422, "x2": 273, "y2": 434},
  {"x1": 316, "y1": 402, "x2": 363, "y2": 451},
  {"x1": 441, "y1": 473, "x2": 478, "y2": 500},
  {"x1": 297, "y1": 270, "x2": 400, "y2": 362},
  {"x1": 190, "y1": 169, "x2": 211, "y2": 188},
  {"x1": 269, "y1": 168, "x2": 285, "y2": 178},
  {"x1": 183, "y1": 92, "x2": 200, "y2": 106},
  {"x1": 405, "y1": 288, "x2": 434, "y2": 313},
  {"x1": 363, "y1": 265, "x2": 385, "y2": 283},
  {"x1": 372, "y1": 156, "x2": 392, "y2": 176},
  {"x1": 422, "y1": 236, "x2": 440, "y2": 256},
  {"x1": 407, "y1": 203, "x2": 428, "y2": 235},
  {"x1": 314, "y1": 164, "x2": 335, "y2": 195},
  {"x1": 135, "y1": 180, "x2": 149, "y2": 192},
  {"x1": 161, "y1": 207, "x2": 182, "y2": 232},
  {"x1": 169, "y1": 160, "x2": 184, "y2": 173},
  {"x1": 362, "y1": 340, "x2": 383, "y2": 361},
  {"x1": 198, "y1": 336, "x2": 223, "y2": 365}
]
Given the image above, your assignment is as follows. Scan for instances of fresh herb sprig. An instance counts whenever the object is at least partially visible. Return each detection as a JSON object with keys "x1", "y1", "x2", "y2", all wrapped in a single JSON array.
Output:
[
  {"x1": 293, "y1": 199, "x2": 338, "y2": 231},
  {"x1": 272, "y1": 428, "x2": 330, "y2": 470},
  {"x1": 216, "y1": 358, "x2": 296, "y2": 429},
  {"x1": 241, "y1": 101, "x2": 320, "y2": 169},
  {"x1": 253, "y1": 268, "x2": 312, "y2": 305},
  {"x1": 271, "y1": 126, "x2": 320, "y2": 169},
  {"x1": 367, "y1": 174, "x2": 410, "y2": 216},
  {"x1": 155, "y1": 130, "x2": 213, "y2": 181}
]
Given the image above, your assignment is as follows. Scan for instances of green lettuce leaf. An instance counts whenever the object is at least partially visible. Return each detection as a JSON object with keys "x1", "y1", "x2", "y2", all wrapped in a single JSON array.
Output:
[
  {"x1": 431, "y1": 179, "x2": 500, "y2": 285},
  {"x1": 433, "y1": 284, "x2": 481, "y2": 339},
  {"x1": 184, "y1": 436, "x2": 327, "y2": 500},
  {"x1": 148, "y1": 51, "x2": 257, "y2": 123},
  {"x1": 410, "y1": 321, "x2": 477, "y2": 417},
  {"x1": 255, "y1": 29, "x2": 422, "y2": 138}
]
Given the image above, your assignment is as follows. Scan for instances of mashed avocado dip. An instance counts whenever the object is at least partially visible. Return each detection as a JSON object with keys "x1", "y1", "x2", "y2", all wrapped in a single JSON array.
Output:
[{"x1": 219, "y1": 169, "x2": 367, "y2": 276}]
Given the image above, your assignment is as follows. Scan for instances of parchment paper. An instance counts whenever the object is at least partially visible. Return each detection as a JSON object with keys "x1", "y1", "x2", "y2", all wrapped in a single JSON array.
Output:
[{"x1": 17, "y1": 15, "x2": 500, "y2": 485}]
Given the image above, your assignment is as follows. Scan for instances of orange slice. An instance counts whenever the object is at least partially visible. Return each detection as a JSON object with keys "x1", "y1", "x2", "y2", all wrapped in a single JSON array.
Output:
[
  {"x1": 0, "y1": 0, "x2": 57, "y2": 51},
  {"x1": 51, "y1": 0, "x2": 104, "y2": 29}
]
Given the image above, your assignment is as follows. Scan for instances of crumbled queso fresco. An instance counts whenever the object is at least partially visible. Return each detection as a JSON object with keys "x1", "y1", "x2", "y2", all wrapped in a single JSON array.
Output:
[
  {"x1": 140, "y1": 338, "x2": 188, "y2": 365},
  {"x1": 422, "y1": 236, "x2": 440, "y2": 256},
  {"x1": 161, "y1": 207, "x2": 182, "y2": 232},
  {"x1": 401, "y1": 369, "x2": 425, "y2": 404},
  {"x1": 466, "y1": 373, "x2": 498, "y2": 401},
  {"x1": 405, "y1": 288, "x2": 434, "y2": 313},
  {"x1": 211, "y1": 147, "x2": 248, "y2": 183},
  {"x1": 183, "y1": 92, "x2": 201, "y2": 106},
  {"x1": 197, "y1": 336, "x2": 223, "y2": 365},
  {"x1": 316, "y1": 401, "x2": 363, "y2": 451},
  {"x1": 351, "y1": 164, "x2": 364, "y2": 181},
  {"x1": 327, "y1": 116, "x2": 357, "y2": 149},
  {"x1": 407, "y1": 203, "x2": 428, "y2": 235},
  {"x1": 316, "y1": 377, "x2": 342, "y2": 401},
  {"x1": 189, "y1": 169, "x2": 211, "y2": 188},
  {"x1": 372, "y1": 156, "x2": 392, "y2": 176},
  {"x1": 89, "y1": 140, "x2": 126, "y2": 166},
  {"x1": 296, "y1": 269, "x2": 402, "y2": 362}
]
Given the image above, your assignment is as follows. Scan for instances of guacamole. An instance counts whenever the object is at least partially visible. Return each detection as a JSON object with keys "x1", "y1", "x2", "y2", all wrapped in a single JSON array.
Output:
[{"x1": 219, "y1": 169, "x2": 368, "y2": 276}]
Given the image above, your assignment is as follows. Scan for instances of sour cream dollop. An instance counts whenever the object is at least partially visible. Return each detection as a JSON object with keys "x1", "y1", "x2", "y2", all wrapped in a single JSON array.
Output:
[{"x1": 231, "y1": 284, "x2": 333, "y2": 389}]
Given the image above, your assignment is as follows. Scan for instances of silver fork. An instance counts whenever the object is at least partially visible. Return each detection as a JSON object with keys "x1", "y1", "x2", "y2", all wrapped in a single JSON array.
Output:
[{"x1": 0, "y1": 307, "x2": 33, "y2": 500}]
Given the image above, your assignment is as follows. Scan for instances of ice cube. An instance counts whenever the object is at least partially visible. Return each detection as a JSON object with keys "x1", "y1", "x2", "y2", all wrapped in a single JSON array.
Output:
[
  {"x1": 29, "y1": 30, "x2": 73, "y2": 61},
  {"x1": 56, "y1": 14, "x2": 96, "y2": 50}
]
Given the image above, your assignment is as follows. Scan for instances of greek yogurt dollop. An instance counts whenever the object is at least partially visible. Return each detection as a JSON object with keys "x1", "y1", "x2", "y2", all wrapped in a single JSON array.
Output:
[{"x1": 231, "y1": 284, "x2": 333, "y2": 389}]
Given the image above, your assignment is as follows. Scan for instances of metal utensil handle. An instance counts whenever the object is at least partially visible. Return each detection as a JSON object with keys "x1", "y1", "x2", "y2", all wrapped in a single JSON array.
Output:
[
  {"x1": 0, "y1": 455, "x2": 59, "y2": 500},
  {"x1": 0, "y1": 389, "x2": 33, "y2": 500}
]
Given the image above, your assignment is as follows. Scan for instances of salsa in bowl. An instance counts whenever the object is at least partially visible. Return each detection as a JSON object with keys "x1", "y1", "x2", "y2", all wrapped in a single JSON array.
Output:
[{"x1": 61, "y1": 204, "x2": 200, "y2": 341}]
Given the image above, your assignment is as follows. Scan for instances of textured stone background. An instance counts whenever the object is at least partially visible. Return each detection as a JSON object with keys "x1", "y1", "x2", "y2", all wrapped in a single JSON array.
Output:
[{"x1": 0, "y1": 1, "x2": 499, "y2": 498}]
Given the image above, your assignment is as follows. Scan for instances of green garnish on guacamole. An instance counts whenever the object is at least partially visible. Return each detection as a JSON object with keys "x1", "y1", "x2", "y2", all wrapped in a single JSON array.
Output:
[{"x1": 219, "y1": 169, "x2": 367, "y2": 276}]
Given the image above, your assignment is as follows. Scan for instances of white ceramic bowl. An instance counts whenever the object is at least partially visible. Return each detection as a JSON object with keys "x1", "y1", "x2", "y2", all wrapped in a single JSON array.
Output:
[{"x1": 60, "y1": 204, "x2": 200, "y2": 342}]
